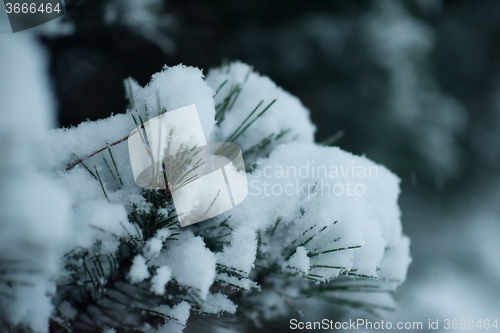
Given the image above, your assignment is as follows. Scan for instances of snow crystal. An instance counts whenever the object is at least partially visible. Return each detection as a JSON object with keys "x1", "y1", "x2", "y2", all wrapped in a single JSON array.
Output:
[{"x1": 129, "y1": 255, "x2": 150, "y2": 283}]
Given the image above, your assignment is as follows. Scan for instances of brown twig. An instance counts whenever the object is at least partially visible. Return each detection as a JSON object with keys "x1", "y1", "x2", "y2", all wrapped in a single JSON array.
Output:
[{"x1": 65, "y1": 133, "x2": 134, "y2": 171}]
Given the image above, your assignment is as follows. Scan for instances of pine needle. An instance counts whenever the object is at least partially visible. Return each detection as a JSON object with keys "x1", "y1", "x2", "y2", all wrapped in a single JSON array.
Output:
[
  {"x1": 228, "y1": 99, "x2": 277, "y2": 143},
  {"x1": 308, "y1": 245, "x2": 361, "y2": 257},
  {"x1": 94, "y1": 166, "x2": 109, "y2": 202},
  {"x1": 107, "y1": 147, "x2": 123, "y2": 186}
]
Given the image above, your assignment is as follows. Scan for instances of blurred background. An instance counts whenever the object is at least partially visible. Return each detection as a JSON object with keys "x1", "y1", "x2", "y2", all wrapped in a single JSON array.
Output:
[{"x1": 34, "y1": 0, "x2": 500, "y2": 331}]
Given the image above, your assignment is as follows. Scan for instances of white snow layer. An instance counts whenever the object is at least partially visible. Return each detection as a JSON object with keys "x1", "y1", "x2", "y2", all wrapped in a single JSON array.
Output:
[{"x1": 228, "y1": 142, "x2": 410, "y2": 281}]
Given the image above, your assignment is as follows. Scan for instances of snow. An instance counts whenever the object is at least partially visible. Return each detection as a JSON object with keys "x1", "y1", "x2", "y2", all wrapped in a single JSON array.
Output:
[
  {"x1": 0, "y1": 34, "x2": 71, "y2": 333},
  {"x1": 27, "y1": 63, "x2": 225, "y2": 329},
  {"x1": 216, "y1": 273, "x2": 259, "y2": 291},
  {"x1": 159, "y1": 231, "x2": 216, "y2": 300},
  {"x1": 126, "y1": 65, "x2": 216, "y2": 141},
  {"x1": 0, "y1": 36, "x2": 53, "y2": 138},
  {"x1": 378, "y1": 234, "x2": 411, "y2": 283},
  {"x1": 155, "y1": 227, "x2": 173, "y2": 241},
  {"x1": 144, "y1": 237, "x2": 164, "y2": 260},
  {"x1": 284, "y1": 246, "x2": 311, "y2": 275},
  {"x1": 216, "y1": 226, "x2": 257, "y2": 275},
  {"x1": 155, "y1": 301, "x2": 191, "y2": 326},
  {"x1": 150, "y1": 266, "x2": 172, "y2": 295},
  {"x1": 152, "y1": 302, "x2": 192, "y2": 333},
  {"x1": 201, "y1": 293, "x2": 237, "y2": 315},
  {"x1": 154, "y1": 322, "x2": 185, "y2": 333},
  {"x1": 129, "y1": 255, "x2": 150, "y2": 283},
  {"x1": 74, "y1": 200, "x2": 138, "y2": 253},
  {"x1": 222, "y1": 142, "x2": 410, "y2": 282}
]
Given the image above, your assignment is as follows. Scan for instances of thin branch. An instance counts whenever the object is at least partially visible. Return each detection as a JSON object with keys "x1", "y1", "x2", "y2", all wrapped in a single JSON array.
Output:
[{"x1": 66, "y1": 133, "x2": 132, "y2": 171}]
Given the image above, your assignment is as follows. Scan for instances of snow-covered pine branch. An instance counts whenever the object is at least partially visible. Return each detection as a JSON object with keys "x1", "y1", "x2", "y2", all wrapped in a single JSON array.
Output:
[{"x1": 1, "y1": 52, "x2": 411, "y2": 332}]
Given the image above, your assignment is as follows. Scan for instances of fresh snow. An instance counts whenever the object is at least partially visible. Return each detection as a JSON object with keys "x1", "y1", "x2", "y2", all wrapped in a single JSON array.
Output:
[
  {"x1": 129, "y1": 255, "x2": 151, "y2": 283},
  {"x1": 150, "y1": 266, "x2": 172, "y2": 295}
]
